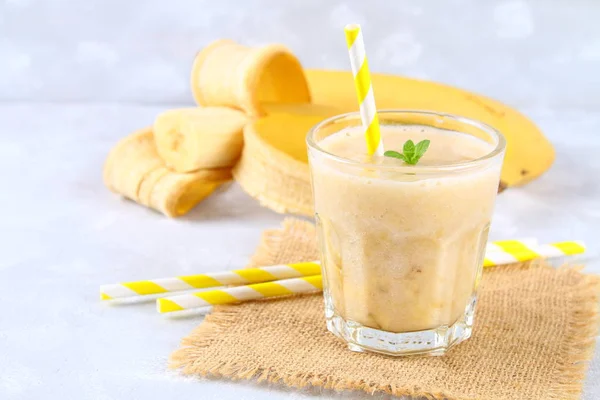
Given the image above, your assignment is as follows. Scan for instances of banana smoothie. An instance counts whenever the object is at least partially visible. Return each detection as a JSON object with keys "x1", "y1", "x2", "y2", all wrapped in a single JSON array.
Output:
[{"x1": 307, "y1": 111, "x2": 505, "y2": 354}]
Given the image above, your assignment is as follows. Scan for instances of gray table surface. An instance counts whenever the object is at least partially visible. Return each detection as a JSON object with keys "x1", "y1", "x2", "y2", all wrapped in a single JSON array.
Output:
[{"x1": 1, "y1": 1, "x2": 599, "y2": 399}]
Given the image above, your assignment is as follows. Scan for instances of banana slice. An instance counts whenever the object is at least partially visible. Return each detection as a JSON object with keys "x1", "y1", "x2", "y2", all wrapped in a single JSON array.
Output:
[
  {"x1": 148, "y1": 168, "x2": 232, "y2": 217},
  {"x1": 153, "y1": 107, "x2": 247, "y2": 172},
  {"x1": 103, "y1": 128, "x2": 163, "y2": 202},
  {"x1": 191, "y1": 39, "x2": 311, "y2": 116}
]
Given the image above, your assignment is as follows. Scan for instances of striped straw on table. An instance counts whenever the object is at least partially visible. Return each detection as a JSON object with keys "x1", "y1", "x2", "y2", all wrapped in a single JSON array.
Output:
[
  {"x1": 100, "y1": 240, "x2": 585, "y2": 302},
  {"x1": 483, "y1": 240, "x2": 586, "y2": 266},
  {"x1": 153, "y1": 240, "x2": 586, "y2": 313},
  {"x1": 157, "y1": 275, "x2": 323, "y2": 314},
  {"x1": 344, "y1": 23, "x2": 383, "y2": 156},
  {"x1": 100, "y1": 262, "x2": 320, "y2": 300},
  {"x1": 99, "y1": 239, "x2": 533, "y2": 300}
]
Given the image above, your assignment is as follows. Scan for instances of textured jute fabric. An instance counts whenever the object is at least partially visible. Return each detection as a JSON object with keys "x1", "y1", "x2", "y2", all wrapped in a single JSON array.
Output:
[{"x1": 171, "y1": 218, "x2": 600, "y2": 400}]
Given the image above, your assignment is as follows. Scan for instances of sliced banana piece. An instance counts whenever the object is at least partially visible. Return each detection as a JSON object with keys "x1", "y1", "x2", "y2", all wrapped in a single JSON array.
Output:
[
  {"x1": 153, "y1": 107, "x2": 247, "y2": 172},
  {"x1": 191, "y1": 39, "x2": 311, "y2": 116}
]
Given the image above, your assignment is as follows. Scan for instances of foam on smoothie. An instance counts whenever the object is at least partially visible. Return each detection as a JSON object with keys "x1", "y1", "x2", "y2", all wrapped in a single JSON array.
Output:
[{"x1": 319, "y1": 125, "x2": 494, "y2": 166}]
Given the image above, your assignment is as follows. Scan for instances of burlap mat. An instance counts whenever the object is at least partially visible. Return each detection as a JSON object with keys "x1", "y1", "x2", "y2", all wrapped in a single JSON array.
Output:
[{"x1": 171, "y1": 218, "x2": 600, "y2": 400}]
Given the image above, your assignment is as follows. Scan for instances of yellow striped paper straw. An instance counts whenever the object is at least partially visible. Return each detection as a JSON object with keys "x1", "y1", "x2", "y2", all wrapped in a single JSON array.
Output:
[
  {"x1": 100, "y1": 240, "x2": 583, "y2": 302},
  {"x1": 157, "y1": 275, "x2": 323, "y2": 313},
  {"x1": 101, "y1": 238, "x2": 528, "y2": 300},
  {"x1": 483, "y1": 241, "x2": 586, "y2": 267},
  {"x1": 486, "y1": 238, "x2": 538, "y2": 252},
  {"x1": 344, "y1": 24, "x2": 383, "y2": 156},
  {"x1": 100, "y1": 261, "x2": 320, "y2": 300}
]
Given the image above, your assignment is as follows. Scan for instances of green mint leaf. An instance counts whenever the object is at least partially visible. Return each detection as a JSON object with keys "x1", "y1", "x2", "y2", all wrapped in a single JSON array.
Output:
[
  {"x1": 414, "y1": 140, "x2": 431, "y2": 162},
  {"x1": 384, "y1": 150, "x2": 407, "y2": 162},
  {"x1": 384, "y1": 139, "x2": 431, "y2": 165},
  {"x1": 404, "y1": 157, "x2": 418, "y2": 165},
  {"x1": 403, "y1": 140, "x2": 416, "y2": 161}
]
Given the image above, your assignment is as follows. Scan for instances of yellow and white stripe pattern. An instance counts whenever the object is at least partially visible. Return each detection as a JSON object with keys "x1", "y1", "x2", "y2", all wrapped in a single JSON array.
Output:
[
  {"x1": 100, "y1": 240, "x2": 586, "y2": 311},
  {"x1": 344, "y1": 24, "x2": 383, "y2": 156},
  {"x1": 483, "y1": 240, "x2": 586, "y2": 267},
  {"x1": 100, "y1": 261, "x2": 321, "y2": 300},
  {"x1": 157, "y1": 275, "x2": 323, "y2": 313}
]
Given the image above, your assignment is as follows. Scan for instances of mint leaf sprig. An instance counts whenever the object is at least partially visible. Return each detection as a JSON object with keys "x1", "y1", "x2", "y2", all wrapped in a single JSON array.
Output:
[{"x1": 384, "y1": 139, "x2": 430, "y2": 165}]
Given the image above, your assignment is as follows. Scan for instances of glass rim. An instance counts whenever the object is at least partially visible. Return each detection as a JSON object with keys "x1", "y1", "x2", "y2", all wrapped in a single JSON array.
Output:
[{"x1": 306, "y1": 109, "x2": 506, "y2": 173}]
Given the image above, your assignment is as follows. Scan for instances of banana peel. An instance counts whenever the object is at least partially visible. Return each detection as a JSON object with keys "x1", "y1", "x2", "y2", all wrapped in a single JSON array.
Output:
[
  {"x1": 103, "y1": 127, "x2": 164, "y2": 202},
  {"x1": 103, "y1": 128, "x2": 231, "y2": 217},
  {"x1": 148, "y1": 168, "x2": 231, "y2": 217},
  {"x1": 191, "y1": 39, "x2": 311, "y2": 116}
]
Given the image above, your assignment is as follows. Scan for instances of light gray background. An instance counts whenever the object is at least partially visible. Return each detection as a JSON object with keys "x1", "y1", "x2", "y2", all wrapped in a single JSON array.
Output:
[{"x1": 1, "y1": 0, "x2": 599, "y2": 399}]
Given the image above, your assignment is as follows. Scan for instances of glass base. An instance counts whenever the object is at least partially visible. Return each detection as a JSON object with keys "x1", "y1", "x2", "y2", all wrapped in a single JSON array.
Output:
[{"x1": 324, "y1": 295, "x2": 476, "y2": 356}]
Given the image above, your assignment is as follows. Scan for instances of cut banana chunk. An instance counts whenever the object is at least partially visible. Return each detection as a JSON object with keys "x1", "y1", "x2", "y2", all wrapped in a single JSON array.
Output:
[
  {"x1": 191, "y1": 39, "x2": 311, "y2": 116},
  {"x1": 153, "y1": 107, "x2": 247, "y2": 172}
]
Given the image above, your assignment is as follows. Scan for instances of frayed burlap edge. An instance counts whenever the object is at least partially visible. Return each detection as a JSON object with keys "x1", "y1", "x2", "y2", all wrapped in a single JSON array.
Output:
[
  {"x1": 547, "y1": 264, "x2": 600, "y2": 400},
  {"x1": 169, "y1": 219, "x2": 600, "y2": 399}
]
